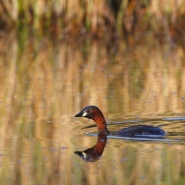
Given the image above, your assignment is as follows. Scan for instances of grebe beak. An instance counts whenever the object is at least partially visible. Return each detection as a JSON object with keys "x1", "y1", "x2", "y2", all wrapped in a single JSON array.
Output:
[{"x1": 75, "y1": 110, "x2": 87, "y2": 117}]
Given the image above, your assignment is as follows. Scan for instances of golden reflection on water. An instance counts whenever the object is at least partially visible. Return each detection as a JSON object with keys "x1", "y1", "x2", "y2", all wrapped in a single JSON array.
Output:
[{"x1": 0, "y1": 32, "x2": 185, "y2": 184}]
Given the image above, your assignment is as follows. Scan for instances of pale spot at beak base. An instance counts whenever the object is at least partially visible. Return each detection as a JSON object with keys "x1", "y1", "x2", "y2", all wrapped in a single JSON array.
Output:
[{"x1": 82, "y1": 111, "x2": 87, "y2": 117}]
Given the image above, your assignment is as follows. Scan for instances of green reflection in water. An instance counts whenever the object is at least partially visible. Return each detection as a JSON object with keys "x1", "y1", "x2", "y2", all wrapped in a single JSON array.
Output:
[{"x1": 0, "y1": 31, "x2": 184, "y2": 185}]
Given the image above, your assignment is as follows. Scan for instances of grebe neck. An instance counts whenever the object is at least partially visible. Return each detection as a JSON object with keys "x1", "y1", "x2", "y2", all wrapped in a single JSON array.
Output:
[{"x1": 93, "y1": 112, "x2": 110, "y2": 135}]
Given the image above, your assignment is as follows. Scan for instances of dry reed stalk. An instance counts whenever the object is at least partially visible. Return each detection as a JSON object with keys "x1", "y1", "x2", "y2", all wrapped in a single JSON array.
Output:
[{"x1": 0, "y1": 0, "x2": 184, "y2": 38}]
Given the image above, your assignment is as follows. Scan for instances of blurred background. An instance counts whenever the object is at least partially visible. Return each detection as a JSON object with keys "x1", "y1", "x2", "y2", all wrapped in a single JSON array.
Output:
[
  {"x1": 0, "y1": 0, "x2": 185, "y2": 185},
  {"x1": 0, "y1": 0, "x2": 185, "y2": 40}
]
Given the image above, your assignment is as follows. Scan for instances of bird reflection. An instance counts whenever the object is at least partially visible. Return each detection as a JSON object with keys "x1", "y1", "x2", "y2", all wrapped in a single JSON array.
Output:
[{"x1": 74, "y1": 134, "x2": 107, "y2": 162}]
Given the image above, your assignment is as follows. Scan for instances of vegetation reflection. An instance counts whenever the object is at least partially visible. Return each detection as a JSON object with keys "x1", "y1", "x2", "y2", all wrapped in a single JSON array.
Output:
[{"x1": 0, "y1": 31, "x2": 184, "y2": 184}]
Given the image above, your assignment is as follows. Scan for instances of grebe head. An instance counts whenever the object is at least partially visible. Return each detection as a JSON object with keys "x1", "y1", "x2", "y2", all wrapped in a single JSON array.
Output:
[
  {"x1": 75, "y1": 106, "x2": 101, "y2": 120},
  {"x1": 75, "y1": 106, "x2": 109, "y2": 135}
]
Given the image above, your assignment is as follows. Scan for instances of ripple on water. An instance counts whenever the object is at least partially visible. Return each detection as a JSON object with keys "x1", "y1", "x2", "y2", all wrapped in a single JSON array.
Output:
[{"x1": 80, "y1": 117, "x2": 185, "y2": 143}]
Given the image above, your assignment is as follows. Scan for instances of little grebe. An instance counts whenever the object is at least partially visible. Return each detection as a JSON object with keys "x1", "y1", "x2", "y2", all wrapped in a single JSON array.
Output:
[{"x1": 75, "y1": 106, "x2": 165, "y2": 137}]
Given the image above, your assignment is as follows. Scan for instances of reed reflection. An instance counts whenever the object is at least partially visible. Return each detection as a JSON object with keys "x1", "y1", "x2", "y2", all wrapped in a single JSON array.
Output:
[
  {"x1": 75, "y1": 134, "x2": 107, "y2": 162},
  {"x1": 0, "y1": 33, "x2": 185, "y2": 185}
]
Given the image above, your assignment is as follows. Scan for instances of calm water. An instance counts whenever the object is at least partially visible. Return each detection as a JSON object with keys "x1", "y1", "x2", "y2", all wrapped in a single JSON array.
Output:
[{"x1": 0, "y1": 32, "x2": 185, "y2": 185}]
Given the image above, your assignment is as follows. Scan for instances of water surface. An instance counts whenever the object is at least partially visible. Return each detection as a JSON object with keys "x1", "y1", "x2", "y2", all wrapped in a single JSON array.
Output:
[{"x1": 0, "y1": 32, "x2": 185, "y2": 185}]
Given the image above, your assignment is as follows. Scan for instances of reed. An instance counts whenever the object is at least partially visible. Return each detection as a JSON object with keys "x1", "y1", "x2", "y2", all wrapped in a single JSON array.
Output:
[{"x1": 0, "y1": 0, "x2": 184, "y2": 38}]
